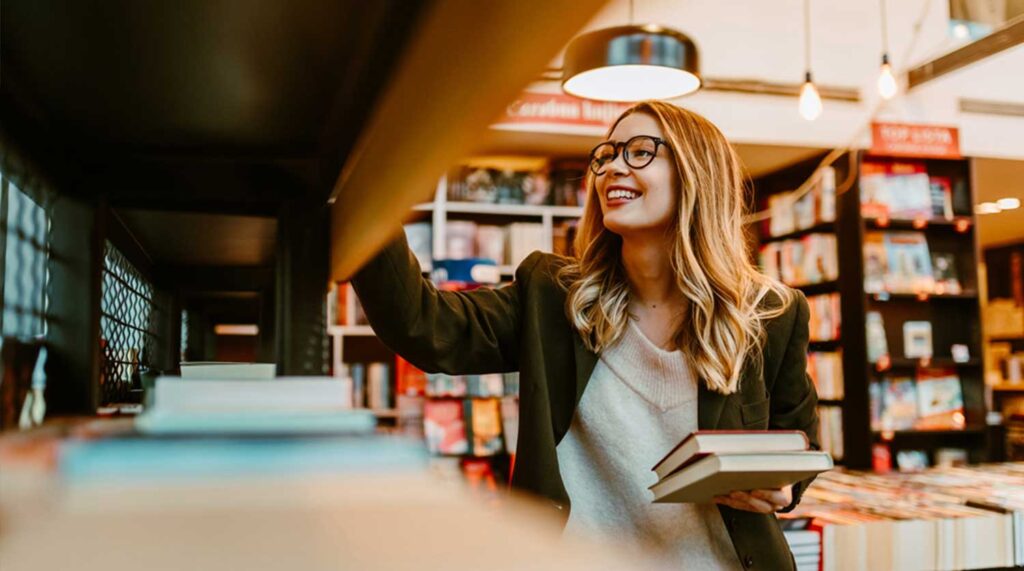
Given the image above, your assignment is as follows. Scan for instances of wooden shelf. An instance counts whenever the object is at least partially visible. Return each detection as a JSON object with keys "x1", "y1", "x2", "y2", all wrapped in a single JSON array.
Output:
[
  {"x1": 793, "y1": 281, "x2": 839, "y2": 296},
  {"x1": 864, "y1": 217, "x2": 973, "y2": 231},
  {"x1": 874, "y1": 427, "x2": 986, "y2": 438},
  {"x1": 327, "y1": 325, "x2": 375, "y2": 336},
  {"x1": 818, "y1": 398, "x2": 844, "y2": 405},
  {"x1": 809, "y1": 339, "x2": 841, "y2": 350},
  {"x1": 760, "y1": 222, "x2": 835, "y2": 243},
  {"x1": 872, "y1": 358, "x2": 982, "y2": 370},
  {"x1": 992, "y1": 383, "x2": 1024, "y2": 392},
  {"x1": 989, "y1": 336, "x2": 1024, "y2": 343},
  {"x1": 369, "y1": 408, "x2": 400, "y2": 418},
  {"x1": 867, "y1": 291, "x2": 979, "y2": 302}
]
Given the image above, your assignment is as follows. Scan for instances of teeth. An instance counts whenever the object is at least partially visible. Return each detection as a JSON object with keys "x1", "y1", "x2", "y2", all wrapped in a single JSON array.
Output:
[{"x1": 608, "y1": 189, "x2": 639, "y2": 200}]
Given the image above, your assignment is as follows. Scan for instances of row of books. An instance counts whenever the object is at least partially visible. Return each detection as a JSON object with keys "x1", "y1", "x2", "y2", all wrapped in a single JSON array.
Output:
[
  {"x1": 447, "y1": 159, "x2": 588, "y2": 207},
  {"x1": 424, "y1": 371, "x2": 520, "y2": 398},
  {"x1": 759, "y1": 233, "x2": 839, "y2": 287},
  {"x1": 808, "y1": 293, "x2": 841, "y2": 342},
  {"x1": 869, "y1": 367, "x2": 966, "y2": 431},
  {"x1": 864, "y1": 231, "x2": 963, "y2": 294},
  {"x1": 872, "y1": 446, "x2": 969, "y2": 473},
  {"x1": 444, "y1": 220, "x2": 546, "y2": 267},
  {"x1": 765, "y1": 166, "x2": 837, "y2": 237},
  {"x1": 867, "y1": 310, "x2": 972, "y2": 363},
  {"x1": 817, "y1": 405, "x2": 844, "y2": 461},
  {"x1": 781, "y1": 465, "x2": 1024, "y2": 570},
  {"x1": 424, "y1": 396, "x2": 519, "y2": 457},
  {"x1": 860, "y1": 159, "x2": 964, "y2": 221},
  {"x1": 327, "y1": 281, "x2": 369, "y2": 327},
  {"x1": 808, "y1": 351, "x2": 843, "y2": 399}
]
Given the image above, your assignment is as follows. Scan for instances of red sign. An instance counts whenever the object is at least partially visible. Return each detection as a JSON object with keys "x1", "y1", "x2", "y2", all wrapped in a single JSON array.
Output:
[
  {"x1": 870, "y1": 122, "x2": 961, "y2": 159},
  {"x1": 495, "y1": 92, "x2": 631, "y2": 128}
]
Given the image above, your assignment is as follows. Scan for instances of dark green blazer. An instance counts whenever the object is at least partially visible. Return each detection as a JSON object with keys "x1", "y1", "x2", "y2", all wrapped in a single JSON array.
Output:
[{"x1": 352, "y1": 233, "x2": 820, "y2": 571}]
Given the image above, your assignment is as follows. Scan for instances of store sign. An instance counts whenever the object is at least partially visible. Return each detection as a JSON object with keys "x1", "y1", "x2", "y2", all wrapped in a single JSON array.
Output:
[
  {"x1": 495, "y1": 92, "x2": 631, "y2": 128},
  {"x1": 870, "y1": 122, "x2": 961, "y2": 159}
]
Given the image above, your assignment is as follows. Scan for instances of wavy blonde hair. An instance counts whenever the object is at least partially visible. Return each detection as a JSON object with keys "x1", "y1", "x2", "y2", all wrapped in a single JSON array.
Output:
[{"x1": 559, "y1": 101, "x2": 794, "y2": 395}]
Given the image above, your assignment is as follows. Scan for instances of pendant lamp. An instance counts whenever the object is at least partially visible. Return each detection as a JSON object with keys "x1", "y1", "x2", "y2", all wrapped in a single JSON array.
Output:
[
  {"x1": 877, "y1": 0, "x2": 897, "y2": 99},
  {"x1": 561, "y1": 2, "x2": 700, "y2": 102},
  {"x1": 798, "y1": 0, "x2": 822, "y2": 121}
]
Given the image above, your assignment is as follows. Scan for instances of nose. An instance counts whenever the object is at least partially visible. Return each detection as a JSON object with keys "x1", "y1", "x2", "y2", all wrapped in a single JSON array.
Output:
[{"x1": 606, "y1": 149, "x2": 630, "y2": 177}]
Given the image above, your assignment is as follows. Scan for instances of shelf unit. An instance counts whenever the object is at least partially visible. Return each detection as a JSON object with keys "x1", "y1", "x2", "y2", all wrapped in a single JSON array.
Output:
[{"x1": 755, "y1": 151, "x2": 987, "y2": 469}]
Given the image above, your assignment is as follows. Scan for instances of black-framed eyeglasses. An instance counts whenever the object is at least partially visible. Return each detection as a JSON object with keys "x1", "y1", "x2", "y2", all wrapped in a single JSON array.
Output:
[{"x1": 588, "y1": 135, "x2": 669, "y2": 175}]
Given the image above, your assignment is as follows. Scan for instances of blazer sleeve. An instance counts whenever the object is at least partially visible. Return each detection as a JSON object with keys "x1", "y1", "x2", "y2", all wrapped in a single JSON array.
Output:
[
  {"x1": 350, "y1": 230, "x2": 542, "y2": 375},
  {"x1": 768, "y1": 292, "x2": 821, "y2": 513}
]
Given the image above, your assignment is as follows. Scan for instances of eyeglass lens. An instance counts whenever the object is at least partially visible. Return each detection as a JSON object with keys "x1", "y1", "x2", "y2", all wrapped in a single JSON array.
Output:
[{"x1": 589, "y1": 136, "x2": 660, "y2": 175}]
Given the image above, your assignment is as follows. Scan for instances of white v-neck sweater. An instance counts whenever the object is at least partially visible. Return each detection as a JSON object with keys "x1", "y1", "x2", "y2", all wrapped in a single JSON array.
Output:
[{"x1": 555, "y1": 320, "x2": 742, "y2": 569}]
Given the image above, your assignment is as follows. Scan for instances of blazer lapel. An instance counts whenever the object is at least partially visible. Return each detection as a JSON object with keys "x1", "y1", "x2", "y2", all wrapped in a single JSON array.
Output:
[
  {"x1": 698, "y1": 383, "x2": 729, "y2": 429},
  {"x1": 573, "y1": 335, "x2": 598, "y2": 406}
]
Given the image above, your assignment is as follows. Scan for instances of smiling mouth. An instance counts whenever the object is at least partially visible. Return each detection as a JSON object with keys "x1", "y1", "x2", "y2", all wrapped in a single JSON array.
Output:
[{"x1": 607, "y1": 188, "x2": 641, "y2": 203}]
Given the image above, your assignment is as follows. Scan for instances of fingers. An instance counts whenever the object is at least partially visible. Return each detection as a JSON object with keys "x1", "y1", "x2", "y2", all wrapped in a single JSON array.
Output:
[{"x1": 712, "y1": 489, "x2": 789, "y2": 513}]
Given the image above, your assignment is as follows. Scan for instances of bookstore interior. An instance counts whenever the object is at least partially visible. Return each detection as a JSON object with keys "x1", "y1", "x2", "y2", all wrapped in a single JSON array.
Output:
[{"x1": 2, "y1": 1, "x2": 1024, "y2": 570}]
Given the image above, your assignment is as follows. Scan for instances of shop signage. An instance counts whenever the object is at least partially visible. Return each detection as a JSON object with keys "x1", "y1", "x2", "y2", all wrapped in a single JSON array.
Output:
[
  {"x1": 495, "y1": 92, "x2": 631, "y2": 128},
  {"x1": 870, "y1": 122, "x2": 961, "y2": 159}
]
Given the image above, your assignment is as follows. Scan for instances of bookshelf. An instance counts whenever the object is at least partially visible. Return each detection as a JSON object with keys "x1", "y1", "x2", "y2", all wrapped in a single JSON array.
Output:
[
  {"x1": 755, "y1": 151, "x2": 987, "y2": 470},
  {"x1": 982, "y1": 241, "x2": 1024, "y2": 461}
]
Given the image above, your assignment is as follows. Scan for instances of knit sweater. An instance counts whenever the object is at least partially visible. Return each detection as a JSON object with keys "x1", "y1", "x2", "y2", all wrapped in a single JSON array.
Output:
[{"x1": 556, "y1": 319, "x2": 743, "y2": 569}]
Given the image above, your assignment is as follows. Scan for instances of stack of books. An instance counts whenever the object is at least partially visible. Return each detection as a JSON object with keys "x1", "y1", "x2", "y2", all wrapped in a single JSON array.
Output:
[
  {"x1": 782, "y1": 465, "x2": 1024, "y2": 570},
  {"x1": 649, "y1": 431, "x2": 833, "y2": 503}
]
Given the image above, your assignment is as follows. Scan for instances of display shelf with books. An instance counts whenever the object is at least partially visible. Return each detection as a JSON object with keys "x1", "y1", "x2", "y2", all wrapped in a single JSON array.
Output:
[{"x1": 755, "y1": 152, "x2": 987, "y2": 469}]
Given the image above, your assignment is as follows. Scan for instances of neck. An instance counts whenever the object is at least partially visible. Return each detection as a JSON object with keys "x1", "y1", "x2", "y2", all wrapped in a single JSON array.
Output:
[{"x1": 620, "y1": 233, "x2": 681, "y2": 308}]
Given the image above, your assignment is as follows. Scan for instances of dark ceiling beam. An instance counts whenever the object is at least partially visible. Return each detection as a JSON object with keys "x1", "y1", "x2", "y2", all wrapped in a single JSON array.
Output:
[
  {"x1": 328, "y1": 0, "x2": 608, "y2": 280},
  {"x1": 154, "y1": 265, "x2": 274, "y2": 293},
  {"x1": 908, "y1": 16, "x2": 1024, "y2": 89}
]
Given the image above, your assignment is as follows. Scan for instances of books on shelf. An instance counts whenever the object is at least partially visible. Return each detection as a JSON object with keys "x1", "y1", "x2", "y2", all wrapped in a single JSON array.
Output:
[
  {"x1": 930, "y1": 252, "x2": 962, "y2": 294},
  {"x1": 759, "y1": 233, "x2": 838, "y2": 287},
  {"x1": 445, "y1": 221, "x2": 478, "y2": 260},
  {"x1": 328, "y1": 282, "x2": 368, "y2": 327},
  {"x1": 475, "y1": 225, "x2": 506, "y2": 266},
  {"x1": 807, "y1": 293, "x2": 841, "y2": 342},
  {"x1": 649, "y1": 430, "x2": 832, "y2": 503},
  {"x1": 808, "y1": 351, "x2": 843, "y2": 399},
  {"x1": 423, "y1": 399, "x2": 469, "y2": 455},
  {"x1": 860, "y1": 159, "x2": 951, "y2": 220},
  {"x1": 403, "y1": 222, "x2": 433, "y2": 271},
  {"x1": 508, "y1": 222, "x2": 545, "y2": 267},
  {"x1": 863, "y1": 231, "x2": 935, "y2": 294},
  {"x1": 817, "y1": 406, "x2": 844, "y2": 461},
  {"x1": 765, "y1": 166, "x2": 836, "y2": 237},
  {"x1": 865, "y1": 311, "x2": 890, "y2": 363},
  {"x1": 870, "y1": 369, "x2": 965, "y2": 431},
  {"x1": 447, "y1": 158, "x2": 587, "y2": 208},
  {"x1": 367, "y1": 362, "x2": 391, "y2": 411},
  {"x1": 902, "y1": 320, "x2": 933, "y2": 358},
  {"x1": 470, "y1": 398, "x2": 504, "y2": 456}
]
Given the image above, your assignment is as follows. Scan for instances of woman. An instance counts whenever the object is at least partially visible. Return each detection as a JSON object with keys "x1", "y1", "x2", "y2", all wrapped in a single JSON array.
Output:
[{"x1": 352, "y1": 101, "x2": 819, "y2": 570}]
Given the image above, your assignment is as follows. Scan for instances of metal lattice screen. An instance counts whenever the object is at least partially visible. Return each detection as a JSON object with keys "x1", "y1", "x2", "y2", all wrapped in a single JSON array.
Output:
[
  {"x1": 100, "y1": 241, "x2": 160, "y2": 404},
  {"x1": 0, "y1": 175, "x2": 51, "y2": 340}
]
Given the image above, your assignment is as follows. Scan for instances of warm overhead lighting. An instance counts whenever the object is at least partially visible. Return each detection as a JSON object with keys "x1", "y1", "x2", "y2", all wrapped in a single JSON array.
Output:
[
  {"x1": 799, "y1": 74, "x2": 823, "y2": 121},
  {"x1": 562, "y1": 24, "x2": 701, "y2": 102},
  {"x1": 798, "y1": 0, "x2": 822, "y2": 121},
  {"x1": 952, "y1": 22, "x2": 970, "y2": 39},
  {"x1": 877, "y1": 56, "x2": 898, "y2": 100},
  {"x1": 214, "y1": 324, "x2": 259, "y2": 336},
  {"x1": 877, "y1": 0, "x2": 897, "y2": 100},
  {"x1": 977, "y1": 202, "x2": 1001, "y2": 214},
  {"x1": 997, "y1": 197, "x2": 1021, "y2": 210}
]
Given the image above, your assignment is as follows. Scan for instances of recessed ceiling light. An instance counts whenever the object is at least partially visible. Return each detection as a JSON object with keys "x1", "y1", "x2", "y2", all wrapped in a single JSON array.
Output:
[
  {"x1": 996, "y1": 197, "x2": 1021, "y2": 210},
  {"x1": 977, "y1": 202, "x2": 1001, "y2": 215}
]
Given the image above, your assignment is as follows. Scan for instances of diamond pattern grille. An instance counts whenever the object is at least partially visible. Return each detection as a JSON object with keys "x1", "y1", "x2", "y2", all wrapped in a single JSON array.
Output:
[{"x1": 100, "y1": 241, "x2": 159, "y2": 404}]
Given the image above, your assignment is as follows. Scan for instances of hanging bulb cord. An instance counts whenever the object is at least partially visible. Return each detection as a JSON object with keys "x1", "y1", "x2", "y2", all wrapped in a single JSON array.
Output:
[
  {"x1": 804, "y1": 0, "x2": 812, "y2": 75},
  {"x1": 744, "y1": 0, "x2": 934, "y2": 223},
  {"x1": 880, "y1": 0, "x2": 890, "y2": 58},
  {"x1": 629, "y1": 0, "x2": 635, "y2": 25}
]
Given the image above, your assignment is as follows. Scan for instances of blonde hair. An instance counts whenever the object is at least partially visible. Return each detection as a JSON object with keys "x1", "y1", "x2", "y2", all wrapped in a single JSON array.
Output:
[{"x1": 559, "y1": 101, "x2": 794, "y2": 395}]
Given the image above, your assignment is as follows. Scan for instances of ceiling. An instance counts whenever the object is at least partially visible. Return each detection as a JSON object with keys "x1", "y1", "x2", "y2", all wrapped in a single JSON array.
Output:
[
  {"x1": 116, "y1": 210, "x2": 277, "y2": 266},
  {"x1": 0, "y1": 0, "x2": 427, "y2": 210}
]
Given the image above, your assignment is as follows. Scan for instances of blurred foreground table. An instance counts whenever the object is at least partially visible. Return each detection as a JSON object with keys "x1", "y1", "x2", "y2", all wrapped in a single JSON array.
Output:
[{"x1": 0, "y1": 421, "x2": 673, "y2": 571}]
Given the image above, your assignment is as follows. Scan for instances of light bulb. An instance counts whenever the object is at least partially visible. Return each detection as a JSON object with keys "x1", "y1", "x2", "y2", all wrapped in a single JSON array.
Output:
[
  {"x1": 952, "y1": 22, "x2": 969, "y2": 39},
  {"x1": 878, "y1": 60, "x2": 897, "y2": 100},
  {"x1": 997, "y1": 197, "x2": 1021, "y2": 210},
  {"x1": 798, "y1": 79, "x2": 822, "y2": 121},
  {"x1": 977, "y1": 202, "x2": 1001, "y2": 215}
]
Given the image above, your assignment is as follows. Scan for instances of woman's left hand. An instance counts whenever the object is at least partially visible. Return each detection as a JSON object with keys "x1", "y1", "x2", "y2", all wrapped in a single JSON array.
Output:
[{"x1": 712, "y1": 485, "x2": 792, "y2": 513}]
